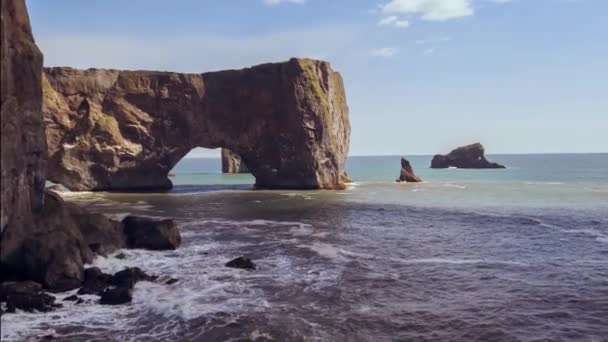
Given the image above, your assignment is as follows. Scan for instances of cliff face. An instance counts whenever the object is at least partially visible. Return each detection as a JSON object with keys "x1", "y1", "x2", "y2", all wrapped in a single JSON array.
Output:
[
  {"x1": 221, "y1": 148, "x2": 249, "y2": 173},
  {"x1": 43, "y1": 59, "x2": 350, "y2": 190},
  {"x1": 1, "y1": 0, "x2": 130, "y2": 291},
  {"x1": 431, "y1": 143, "x2": 506, "y2": 169},
  {"x1": 0, "y1": 0, "x2": 46, "y2": 259}
]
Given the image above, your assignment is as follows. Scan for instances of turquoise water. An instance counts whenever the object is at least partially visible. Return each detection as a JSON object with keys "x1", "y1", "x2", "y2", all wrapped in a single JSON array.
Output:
[{"x1": 171, "y1": 154, "x2": 608, "y2": 209}]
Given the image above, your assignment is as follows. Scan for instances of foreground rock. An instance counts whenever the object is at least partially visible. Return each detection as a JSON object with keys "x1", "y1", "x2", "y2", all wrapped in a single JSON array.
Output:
[
  {"x1": 431, "y1": 143, "x2": 506, "y2": 169},
  {"x1": 222, "y1": 148, "x2": 249, "y2": 173},
  {"x1": 77, "y1": 267, "x2": 157, "y2": 305},
  {"x1": 225, "y1": 257, "x2": 257, "y2": 270},
  {"x1": 123, "y1": 216, "x2": 181, "y2": 250},
  {"x1": 1, "y1": 0, "x2": 46, "y2": 279},
  {"x1": 396, "y1": 158, "x2": 422, "y2": 183},
  {"x1": 43, "y1": 58, "x2": 350, "y2": 191},
  {"x1": 0, "y1": 281, "x2": 57, "y2": 313},
  {"x1": 1, "y1": 0, "x2": 129, "y2": 294}
]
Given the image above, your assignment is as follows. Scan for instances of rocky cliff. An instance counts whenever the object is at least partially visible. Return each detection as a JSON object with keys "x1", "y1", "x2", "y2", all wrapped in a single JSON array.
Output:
[
  {"x1": 1, "y1": 0, "x2": 135, "y2": 292},
  {"x1": 431, "y1": 143, "x2": 506, "y2": 169},
  {"x1": 1, "y1": 0, "x2": 46, "y2": 266},
  {"x1": 221, "y1": 148, "x2": 249, "y2": 173},
  {"x1": 43, "y1": 59, "x2": 350, "y2": 190}
]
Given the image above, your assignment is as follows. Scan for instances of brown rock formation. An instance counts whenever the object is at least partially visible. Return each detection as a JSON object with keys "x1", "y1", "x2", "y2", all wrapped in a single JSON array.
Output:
[
  {"x1": 396, "y1": 158, "x2": 422, "y2": 183},
  {"x1": 1, "y1": 0, "x2": 155, "y2": 293},
  {"x1": 221, "y1": 148, "x2": 249, "y2": 173},
  {"x1": 431, "y1": 143, "x2": 506, "y2": 169},
  {"x1": 1, "y1": 0, "x2": 45, "y2": 252},
  {"x1": 43, "y1": 59, "x2": 350, "y2": 191}
]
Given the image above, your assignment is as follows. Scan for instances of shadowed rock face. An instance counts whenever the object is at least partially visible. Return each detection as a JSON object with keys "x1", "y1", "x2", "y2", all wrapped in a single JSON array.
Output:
[
  {"x1": 43, "y1": 59, "x2": 350, "y2": 190},
  {"x1": 431, "y1": 143, "x2": 506, "y2": 169},
  {"x1": 1, "y1": 0, "x2": 45, "y2": 262},
  {"x1": 221, "y1": 148, "x2": 249, "y2": 173}
]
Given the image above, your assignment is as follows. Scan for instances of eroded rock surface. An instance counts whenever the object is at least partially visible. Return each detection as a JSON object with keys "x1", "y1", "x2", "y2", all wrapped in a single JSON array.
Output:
[
  {"x1": 396, "y1": 158, "x2": 422, "y2": 183},
  {"x1": 43, "y1": 59, "x2": 350, "y2": 190},
  {"x1": 1, "y1": 0, "x2": 46, "y2": 263},
  {"x1": 222, "y1": 148, "x2": 249, "y2": 173},
  {"x1": 431, "y1": 143, "x2": 506, "y2": 169}
]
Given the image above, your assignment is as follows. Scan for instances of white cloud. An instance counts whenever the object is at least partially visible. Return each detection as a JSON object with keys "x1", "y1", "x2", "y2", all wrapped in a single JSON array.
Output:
[
  {"x1": 264, "y1": 0, "x2": 305, "y2": 6},
  {"x1": 371, "y1": 47, "x2": 400, "y2": 57},
  {"x1": 381, "y1": 0, "x2": 474, "y2": 21},
  {"x1": 378, "y1": 16, "x2": 410, "y2": 28}
]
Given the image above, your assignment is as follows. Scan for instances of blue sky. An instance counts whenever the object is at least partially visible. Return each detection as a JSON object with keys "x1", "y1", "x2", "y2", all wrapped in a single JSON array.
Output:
[{"x1": 28, "y1": 0, "x2": 607, "y2": 156}]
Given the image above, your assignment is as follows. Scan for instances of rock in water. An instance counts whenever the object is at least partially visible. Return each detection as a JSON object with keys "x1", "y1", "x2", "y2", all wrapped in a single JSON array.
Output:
[
  {"x1": 225, "y1": 257, "x2": 256, "y2": 270},
  {"x1": 222, "y1": 148, "x2": 249, "y2": 173},
  {"x1": 99, "y1": 286, "x2": 133, "y2": 305},
  {"x1": 122, "y1": 216, "x2": 181, "y2": 250},
  {"x1": 396, "y1": 158, "x2": 422, "y2": 183},
  {"x1": 42, "y1": 58, "x2": 350, "y2": 191},
  {"x1": 0, "y1": 281, "x2": 56, "y2": 313},
  {"x1": 430, "y1": 143, "x2": 506, "y2": 169},
  {"x1": 110, "y1": 267, "x2": 157, "y2": 287}
]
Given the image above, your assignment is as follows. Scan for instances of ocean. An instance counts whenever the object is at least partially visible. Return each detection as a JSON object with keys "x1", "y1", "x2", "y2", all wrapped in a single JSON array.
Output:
[{"x1": 2, "y1": 154, "x2": 607, "y2": 341}]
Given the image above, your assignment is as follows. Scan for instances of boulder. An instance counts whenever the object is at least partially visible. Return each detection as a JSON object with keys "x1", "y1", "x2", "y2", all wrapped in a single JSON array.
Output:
[
  {"x1": 430, "y1": 143, "x2": 506, "y2": 169},
  {"x1": 221, "y1": 148, "x2": 249, "y2": 173},
  {"x1": 396, "y1": 158, "x2": 422, "y2": 183},
  {"x1": 225, "y1": 257, "x2": 256, "y2": 270},
  {"x1": 99, "y1": 286, "x2": 132, "y2": 305},
  {"x1": 42, "y1": 58, "x2": 350, "y2": 191},
  {"x1": 0, "y1": 281, "x2": 56, "y2": 313},
  {"x1": 78, "y1": 267, "x2": 112, "y2": 296},
  {"x1": 109, "y1": 267, "x2": 156, "y2": 287},
  {"x1": 122, "y1": 216, "x2": 181, "y2": 250}
]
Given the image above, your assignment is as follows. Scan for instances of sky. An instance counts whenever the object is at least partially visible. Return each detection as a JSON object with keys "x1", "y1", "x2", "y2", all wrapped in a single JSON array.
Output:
[{"x1": 27, "y1": 0, "x2": 608, "y2": 157}]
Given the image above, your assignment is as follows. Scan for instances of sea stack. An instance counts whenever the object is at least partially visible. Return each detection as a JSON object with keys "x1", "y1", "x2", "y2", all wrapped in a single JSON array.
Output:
[
  {"x1": 396, "y1": 158, "x2": 422, "y2": 183},
  {"x1": 431, "y1": 143, "x2": 505, "y2": 169},
  {"x1": 221, "y1": 148, "x2": 249, "y2": 173}
]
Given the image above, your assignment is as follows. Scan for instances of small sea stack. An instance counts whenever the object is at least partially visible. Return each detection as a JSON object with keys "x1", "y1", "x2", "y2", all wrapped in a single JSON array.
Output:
[
  {"x1": 396, "y1": 158, "x2": 422, "y2": 183},
  {"x1": 431, "y1": 143, "x2": 505, "y2": 169}
]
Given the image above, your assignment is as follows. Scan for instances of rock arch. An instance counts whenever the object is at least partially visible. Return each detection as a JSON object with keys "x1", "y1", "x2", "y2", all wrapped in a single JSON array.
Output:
[{"x1": 43, "y1": 58, "x2": 350, "y2": 190}]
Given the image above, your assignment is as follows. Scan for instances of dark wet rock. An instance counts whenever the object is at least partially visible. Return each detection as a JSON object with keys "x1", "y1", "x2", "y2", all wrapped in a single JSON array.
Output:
[
  {"x1": 78, "y1": 267, "x2": 112, "y2": 296},
  {"x1": 431, "y1": 143, "x2": 505, "y2": 169},
  {"x1": 110, "y1": 267, "x2": 157, "y2": 287},
  {"x1": 122, "y1": 216, "x2": 181, "y2": 250},
  {"x1": 99, "y1": 286, "x2": 132, "y2": 305},
  {"x1": 396, "y1": 158, "x2": 422, "y2": 183},
  {"x1": 63, "y1": 294, "x2": 79, "y2": 302},
  {"x1": 41, "y1": 334, "x2": 55, "y2": 340},
  {"x1": 0, "y1": 281, "x2": 43, "y2": 301},
  {"x1": 75, "y1": 298, "x2": 84, "y2": 304},
  {"x1": 0, "y1": 281, "x2": 56, "y2": 313},
  {"x1": 225, "y1": 257, "x2": 256, "y2": 270},
  {"x1": 115, "y1": 252, "x2": 127, "y2": 259},
  {"x1": 165, "y1": 278, "x2": 179, "y2": 285}
]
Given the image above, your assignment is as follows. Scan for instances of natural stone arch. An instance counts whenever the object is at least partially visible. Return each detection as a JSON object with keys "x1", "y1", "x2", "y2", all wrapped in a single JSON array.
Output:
[{"x1": 43, "y1": 58, "x2": 350, "y2": 190}]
